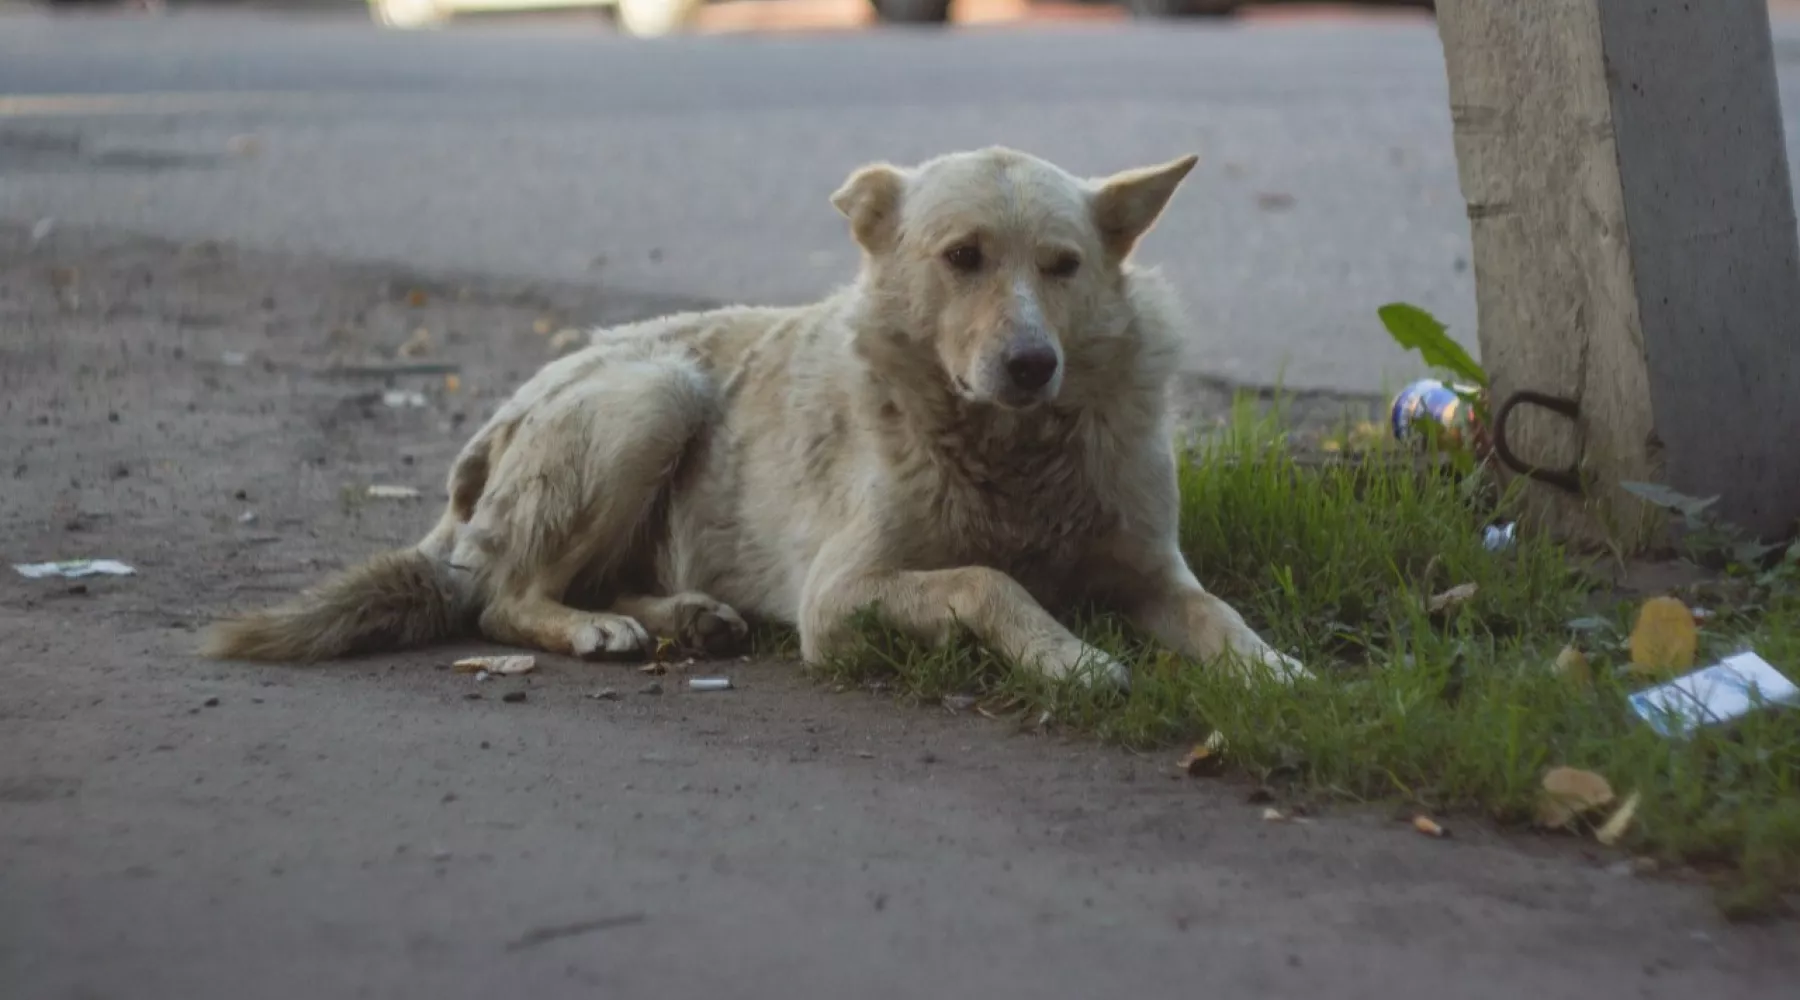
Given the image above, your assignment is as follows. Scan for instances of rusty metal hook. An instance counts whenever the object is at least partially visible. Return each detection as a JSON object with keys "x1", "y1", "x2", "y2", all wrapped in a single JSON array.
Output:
[{"x1": 1490, "y1": 390, "x2": 1583, "y2": 494}]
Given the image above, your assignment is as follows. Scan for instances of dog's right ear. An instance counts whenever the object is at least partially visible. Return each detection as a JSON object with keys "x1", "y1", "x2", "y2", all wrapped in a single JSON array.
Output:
[{"x1": 831, "y1": 163, "x2": 906, "y2": 253}]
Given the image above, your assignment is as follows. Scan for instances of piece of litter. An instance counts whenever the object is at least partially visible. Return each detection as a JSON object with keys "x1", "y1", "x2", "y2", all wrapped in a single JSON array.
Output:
[
  {"x1": 1412, "y1": 814, "x2": 1448, "y2": 838},
  {"x1": 237, "y1": 511, "x2": 258, "y2": 525},
  {"x1": 502, "y1": 691, "x2": 527, "y2": 704},
  {"x1": 454, "y1": 655, "x2": 536, "y2": 676},
  {"x1": 14, "y1": 559, "x2": 136, "y2": 579},
  {"x1": 1261, "y1": 807, "x2": 1287, "y2": 822},
  {"x1": 444, "y1": 373, "x2": 462, "y2": 394},
  {"x1": 1482, "y1": 522, "x2": 1517, "y2": 552},
  {"x1": 1627, "y1": 650, "x2": 1799, "y2": 738},
  {"x1": 366, "y1": 485, "x2": 422, "y2": 500},
  {"x1": 1428, "y1": 582, "x2": 1478, "y2": 614},
  {"x1": 1595, "y1": 791, "x2": 1641, "y2": 846},
  {"x1": 1536, "y1": 766, "x2": 1615, "y2": 829},
  {"x1": 1628, "y1": 596, "x2": 1699, "y2": 676},
  {"x1": 30, "y1": 217, "x2": 55, "y2": 245},
  {"x1": 381, "y1": 389, "x2": 428, "y2": 409},
  {"x1": 588, "y1": 688, "x2": 621, "y2": 701},
  {"x1": 475, "y1": 670, "x2": 491, "y2": 682},
  {"x1": 688, "y1": 677, "x2": 733, "y2": 692},
  {"x1": 638, "y1": 662, "x2": 667, "y2": 676},
  {"x1": 221, "y1": 350, "x2": 249, "y2": 367}
]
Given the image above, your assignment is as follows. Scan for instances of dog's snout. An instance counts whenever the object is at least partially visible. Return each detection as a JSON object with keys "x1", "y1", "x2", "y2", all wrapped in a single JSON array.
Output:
[{"x1": 1003, "y1": 344, "x2": 1059, "y2": 392}]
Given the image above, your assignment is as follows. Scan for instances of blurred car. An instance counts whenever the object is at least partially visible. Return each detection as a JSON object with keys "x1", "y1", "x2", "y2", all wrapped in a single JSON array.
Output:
[{"x1": 367, "y1": 0, "x2": 1432, "y2": 38}]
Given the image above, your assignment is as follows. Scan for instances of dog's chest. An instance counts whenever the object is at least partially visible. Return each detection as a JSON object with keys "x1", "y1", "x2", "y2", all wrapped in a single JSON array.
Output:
[{"x1": 911, "y1": 423, "x2": 1117, "y2": 600}]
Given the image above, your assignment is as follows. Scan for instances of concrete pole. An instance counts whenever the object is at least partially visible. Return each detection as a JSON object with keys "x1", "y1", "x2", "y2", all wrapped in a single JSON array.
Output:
[{"x1": 1436, "y1": 0, "x2": 1800, "y2": 549}]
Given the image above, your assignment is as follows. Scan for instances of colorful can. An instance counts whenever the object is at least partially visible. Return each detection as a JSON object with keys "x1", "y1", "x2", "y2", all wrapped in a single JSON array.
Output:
[{"x1": 1390, "y1": 378, "x2": 1489, "y2": 456}]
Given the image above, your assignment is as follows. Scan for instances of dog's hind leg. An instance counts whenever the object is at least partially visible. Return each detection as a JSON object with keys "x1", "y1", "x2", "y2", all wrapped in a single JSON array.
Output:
[{"x1": 461, "y1": 359, "x2": 714, "y2": 661}]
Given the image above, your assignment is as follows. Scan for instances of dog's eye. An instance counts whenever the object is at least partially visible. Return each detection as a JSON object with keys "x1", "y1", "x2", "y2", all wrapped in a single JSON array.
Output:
[
  {"x1": 1042, "y1": 253, "x2": 1081, "y2": 279},
  {"x1": 943, "y1": 244, "x2": 983, "y2": 273}
]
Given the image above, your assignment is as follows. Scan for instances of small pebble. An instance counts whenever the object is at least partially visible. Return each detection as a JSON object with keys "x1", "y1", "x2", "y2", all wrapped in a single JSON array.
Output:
[
  {"x1": 203, "y1": 697, "x2": 220, "y2": 708},
  {"x1": 502, "y1": 691, "x2": 527, "y2": 704}
]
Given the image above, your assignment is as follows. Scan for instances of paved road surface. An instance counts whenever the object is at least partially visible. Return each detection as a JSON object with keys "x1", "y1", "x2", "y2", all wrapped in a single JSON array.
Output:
[{"x1": 4, "y1": 5, "x2": 1478, "y2": 392}]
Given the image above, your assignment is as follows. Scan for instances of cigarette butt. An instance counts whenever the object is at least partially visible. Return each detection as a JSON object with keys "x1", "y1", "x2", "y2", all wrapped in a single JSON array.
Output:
[{"x1": 687, "y1": 677, "x2": 733, "y2": 692}]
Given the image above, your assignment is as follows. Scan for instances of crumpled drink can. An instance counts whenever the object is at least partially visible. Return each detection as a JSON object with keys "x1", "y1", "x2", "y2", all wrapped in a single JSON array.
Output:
[{"x1": 1390, "y1": 378, "x2": 1489, "y2": 456}]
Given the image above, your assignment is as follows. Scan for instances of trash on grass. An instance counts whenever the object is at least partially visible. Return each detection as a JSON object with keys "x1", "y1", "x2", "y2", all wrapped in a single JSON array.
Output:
[
  {"x1": 382, "y1": 389, "x2": 429, "y2": 409},
  {"x1": 1428, "y1": 582, "x2": 1478, "y2": 614},
  {"x1": 1412, "y1": 814, "x2": 1449, "y2": 838},
  {"x1": 1482, "y1": 522, "x2": 1517, "y2": 552},
  {"x1": 14, "y1": 559, "x2": 136, "y2": 579},
  {"x1": 688, "y1": 677, "x2": 733, "y2": 692},
  {"x1": 454, "y1": 655, "x2": 536, "y2": 676},
  {"x1": 1536, "y1": 766, "x2": 1615, "y2": 829},
  {"x1": 1595, "y1": 791, "x2": 1641, "y2": 847},
  {"x1": 1628, "y1": 596, "x2": 1699, "y2": 677},
  {"x1": 366, "y1": 485, "x2": 422, "y2": 500},
  {"x1": 1390, "y1": 378, "x2": 1488, "y2": 457},
  {"x1": 1627, "y1": 650, "x2": 1799, "y2": 738}
]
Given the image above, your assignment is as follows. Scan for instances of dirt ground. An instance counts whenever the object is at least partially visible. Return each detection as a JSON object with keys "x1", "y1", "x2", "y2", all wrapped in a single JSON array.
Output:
[{"x1": 3, "y1": 220, "x2": 1796, "y2": 999}]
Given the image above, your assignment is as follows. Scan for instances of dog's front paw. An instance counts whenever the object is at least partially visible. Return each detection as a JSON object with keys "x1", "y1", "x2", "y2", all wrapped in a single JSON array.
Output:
[
  {"x1": 1247, "y1": 646, "x2": 1313, "y2": 685},
  {"x1": 1028, "y1": 639, "x2": 1131, "y2": 690}
]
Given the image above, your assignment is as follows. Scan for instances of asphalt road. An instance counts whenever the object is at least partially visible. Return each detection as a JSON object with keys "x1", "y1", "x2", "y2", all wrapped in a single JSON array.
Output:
[{"x1": 0, "y1": 5, "x2": 1484, "y2": 392}]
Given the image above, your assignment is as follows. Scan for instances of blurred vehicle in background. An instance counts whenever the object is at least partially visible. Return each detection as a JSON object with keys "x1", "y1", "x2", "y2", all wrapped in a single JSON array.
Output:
[{"x1": 366, "y1": 0, "x2": 1434, "y2": 38}]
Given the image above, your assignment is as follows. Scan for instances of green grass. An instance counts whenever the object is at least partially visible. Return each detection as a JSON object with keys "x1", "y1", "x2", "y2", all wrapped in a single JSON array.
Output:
[{"x1": 774, "y1": 395, "x2": 1800, "y2": 919}]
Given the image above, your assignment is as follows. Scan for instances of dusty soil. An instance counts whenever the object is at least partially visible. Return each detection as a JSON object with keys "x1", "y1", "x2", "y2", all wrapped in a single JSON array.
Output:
[{"x1": 2, "y1": 221, "x2": 1796, "y2": 999}]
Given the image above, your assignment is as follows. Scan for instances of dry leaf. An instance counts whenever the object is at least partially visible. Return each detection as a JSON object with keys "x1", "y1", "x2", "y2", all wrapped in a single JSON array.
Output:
[
  {"x1": 1553, "y1": 645, "x2": 1592, "y2": 687},
  {"x1": 406, "y1": 289, "x2": 428, "y2": 308},
  {"x1": 444, "y1": 374, "x2": 462, "y2": 394},
  {"x1": 548, "y1": 328, "x2": 584, "y2": 357},
  {"x1": 454, "y1": 655, "x2": 536, "y2": 676},
  {"x1": 1428, "y1": 582, "x2": 1478, "y2": 614},
  {"x1": 366, "y1": 485, "x2": 422, "y2": 500},
  {"x1": 652, "y1": 636, "x2": 677, "y2": 662},
  {"x1": 1537, "y1": 766, "x2": 1615, "y2": 829},
  {"x1": 1628, "y1": 596, "x2": 1698, "y2": 676},
  {"x1": 1595, "y1": 790, "x2": 1641, "y2": 846},
  {"x1": 398, "y1": 327, "x2": 433, "y2": 359},
  {"x1": 1412, "y1": 814, "x2": 1448, "y2": 838}
]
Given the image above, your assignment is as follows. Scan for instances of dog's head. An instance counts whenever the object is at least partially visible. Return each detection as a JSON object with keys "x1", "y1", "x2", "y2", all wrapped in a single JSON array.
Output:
[{"x1": 832, "y1": 146, "x2": 1196, "y2": 410}]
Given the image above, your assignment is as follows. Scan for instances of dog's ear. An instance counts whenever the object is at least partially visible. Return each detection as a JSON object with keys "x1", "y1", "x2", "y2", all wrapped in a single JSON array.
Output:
[
  {"x1": 831, "y1": 162, "x2": 906, "y2": 252},
  {"x1": 1089, "y1": 154, "x2": 1198, "y2": 259}
]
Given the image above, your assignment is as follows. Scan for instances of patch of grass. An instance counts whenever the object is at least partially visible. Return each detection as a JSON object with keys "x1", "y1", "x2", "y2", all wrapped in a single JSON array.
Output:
[{"x1": 791, "y1": 394, "x2": 1800, "y2": 918}]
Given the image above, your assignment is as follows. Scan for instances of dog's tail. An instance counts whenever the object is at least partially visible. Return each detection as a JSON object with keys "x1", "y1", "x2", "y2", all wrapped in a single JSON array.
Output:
[{"x1": 201, "y1": 549, "x2": 465, "y2": 663}]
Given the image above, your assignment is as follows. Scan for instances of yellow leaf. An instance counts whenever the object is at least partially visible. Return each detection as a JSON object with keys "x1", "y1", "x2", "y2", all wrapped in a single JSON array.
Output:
[
  {"x1": 1553, "y1": 645, "x2": 1592, "y2": 688},
  {"x1": 1536, "y1": 766, "x2": 1615, "y2": 829},
  {"x1": 444, "y1": 373, "x2": 462, "y2": 394},
  {"x1": 406, "y1": 289, "x2": 428, "y2": 308},
  {"x1": 1177, "y1": 731, "x2": 1228, "y2": 776},
  {"x1": 1595, "y1": 791, "x2": 1641, "y2": 846},
  {"x1": 1628, "y1": 596, "x2": 1698, "y2": 676}
]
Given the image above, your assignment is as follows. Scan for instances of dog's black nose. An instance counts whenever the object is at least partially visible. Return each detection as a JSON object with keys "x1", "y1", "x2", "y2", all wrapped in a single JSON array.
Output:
[{"x1": 1004, "y1": 344, "x2": 1059, "y2": 392}]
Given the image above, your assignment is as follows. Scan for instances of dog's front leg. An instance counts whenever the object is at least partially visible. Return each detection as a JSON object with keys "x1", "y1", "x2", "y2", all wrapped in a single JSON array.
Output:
[
  {"x1": 1126, "y1": 560, "x2": 1312, "y2": 685},
  {"x1": 800, "y1": 566, "x2": 1129, "y2": 688}
]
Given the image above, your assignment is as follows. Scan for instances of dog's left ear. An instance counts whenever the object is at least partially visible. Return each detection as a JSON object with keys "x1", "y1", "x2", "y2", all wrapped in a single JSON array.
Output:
[
  {"x1": 831, "y1": 162, "x2": 907, "y2": 253},
  {"x1": 1089, "y1": 154, "x2": 1199, "y2": 259}
]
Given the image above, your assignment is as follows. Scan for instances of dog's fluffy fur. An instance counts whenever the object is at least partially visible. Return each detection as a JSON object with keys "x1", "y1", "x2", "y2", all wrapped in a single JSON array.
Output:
[{"x1": 204, "y1": 147, "x2": 1308, "y2": 687}]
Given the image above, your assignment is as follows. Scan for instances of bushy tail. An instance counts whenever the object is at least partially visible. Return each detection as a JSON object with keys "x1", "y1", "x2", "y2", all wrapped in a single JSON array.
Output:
[{"x1": 201, "y1": 550, "x2": 464, "y2": 663}]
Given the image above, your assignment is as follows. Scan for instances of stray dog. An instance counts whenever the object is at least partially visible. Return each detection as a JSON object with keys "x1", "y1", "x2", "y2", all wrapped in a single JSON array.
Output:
[{"x1": 204, "y1": 147, "x2": 1309, "y2": 688}]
